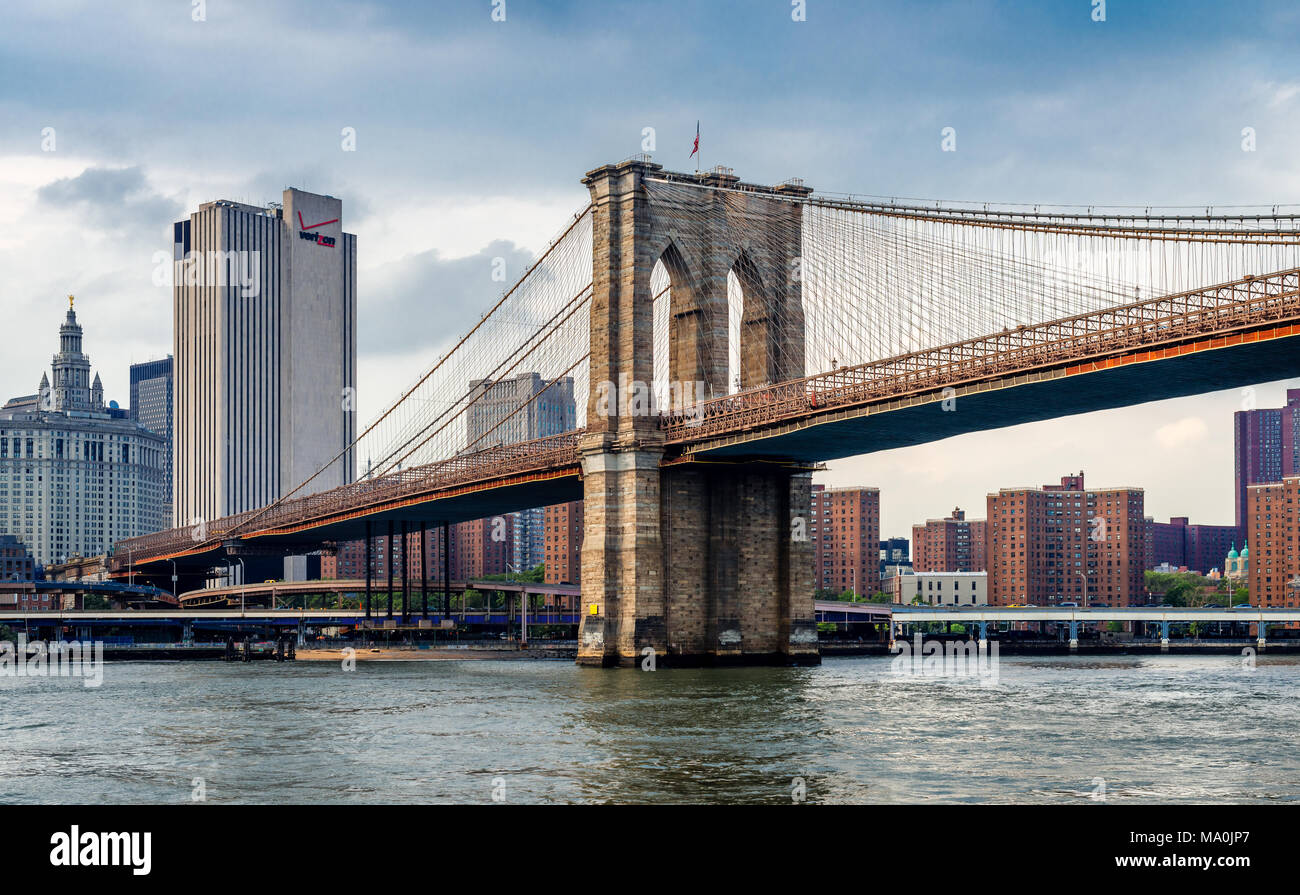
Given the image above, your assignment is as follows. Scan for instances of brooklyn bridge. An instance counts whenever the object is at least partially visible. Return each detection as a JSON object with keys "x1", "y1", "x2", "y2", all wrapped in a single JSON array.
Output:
[{"x1": 105, "y1": 157, "x2": 1300, "y2": 666}]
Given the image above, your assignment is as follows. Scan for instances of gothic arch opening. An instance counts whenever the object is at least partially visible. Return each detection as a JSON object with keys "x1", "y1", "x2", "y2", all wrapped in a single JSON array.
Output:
[
  {"x1": 651, "y1": 240, "x2": 717, "y2": 413},
  {"x1": 729, "y1": 250, "x2": 778, "y2": 391},
  {"x1": 651, "y1": 257, "x2": 671, "y2": 411}
]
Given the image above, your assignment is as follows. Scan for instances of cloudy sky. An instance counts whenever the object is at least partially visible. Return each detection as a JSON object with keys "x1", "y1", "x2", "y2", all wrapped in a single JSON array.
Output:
[{"x1": 3, "y1": 0, "x2": 1299, "y2": 538}]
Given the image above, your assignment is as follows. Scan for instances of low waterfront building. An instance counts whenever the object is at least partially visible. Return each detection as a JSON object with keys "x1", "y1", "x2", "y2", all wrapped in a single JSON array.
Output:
[{"x1": 884, "y1": 570, "x2": 988, "y2": 606}]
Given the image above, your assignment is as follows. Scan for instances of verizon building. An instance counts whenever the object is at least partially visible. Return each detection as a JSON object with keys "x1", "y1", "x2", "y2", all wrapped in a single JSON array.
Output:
[{"x1": 173, "y1": 188, "x2": 357, "y2": 528}]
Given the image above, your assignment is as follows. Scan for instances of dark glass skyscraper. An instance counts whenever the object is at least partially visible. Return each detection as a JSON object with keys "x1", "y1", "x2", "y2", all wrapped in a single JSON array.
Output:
[
  {"x1": 130, "y1": 357, "x2": 173, "y2": 525},
  {"x1": 1233, "y1": 389, "x2": 1300, "y2": 532}
]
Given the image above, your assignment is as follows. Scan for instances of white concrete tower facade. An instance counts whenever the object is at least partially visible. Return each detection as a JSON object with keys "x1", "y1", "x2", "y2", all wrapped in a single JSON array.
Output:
[{"x1": 173, "y1": 188, "x2": 357, "y2": 529}]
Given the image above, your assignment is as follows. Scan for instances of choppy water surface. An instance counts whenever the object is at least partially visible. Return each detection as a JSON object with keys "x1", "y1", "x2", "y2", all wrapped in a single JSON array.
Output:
[{"x1": 2, "y1": 654, "x2": 1297, "y2": 804}]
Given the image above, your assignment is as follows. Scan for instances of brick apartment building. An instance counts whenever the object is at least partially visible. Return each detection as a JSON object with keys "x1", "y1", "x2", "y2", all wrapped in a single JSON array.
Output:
[
  {"x1": 1145, "y1": 516, "x2": 1237, "y2": 575},
  {"x1": 321, "y1": 517, "x2": 494, "y2": 583},
  {"x1": 811, "y1": 484, "x2": 881, "y2": 596},
  {"x1": 543, "y1": 501, "x2": 583, "y2": 585},
  {"x1": 986, "y1": 471, "x2": 1146, "y2": 607},
  {"x1": 322, "y1": 502, "x2": 589, "y2": 590},
  {"x1": 912, "y1": 507, "x2": 986, "y2": 572},
  {"x1": 1234, "y1": 388, "x2": 1300, "y2": 531},
  {"x1": 1246, "y1": 477, "x2": 1300, "y2": 608}
]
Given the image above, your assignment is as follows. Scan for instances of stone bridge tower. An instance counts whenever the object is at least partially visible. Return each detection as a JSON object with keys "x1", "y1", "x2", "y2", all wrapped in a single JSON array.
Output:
[{"x1": 577, "y1": 158, "x2": 819, "y2": 666}]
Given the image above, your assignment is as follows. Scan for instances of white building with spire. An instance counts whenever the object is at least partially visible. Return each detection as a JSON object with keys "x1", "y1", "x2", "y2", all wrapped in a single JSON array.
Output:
[{"x1": 0, "y1": 299, "x2": 167, "y2": 568}]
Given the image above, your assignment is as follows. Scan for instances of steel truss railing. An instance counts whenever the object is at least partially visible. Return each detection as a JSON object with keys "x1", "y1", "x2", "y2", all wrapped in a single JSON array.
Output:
[
  {"x1": 108, "y1": 433, "x2": 583, "y2": 570},
  {"x1": 661, "y1": 269, "x2": 1300, "y2": 442}
]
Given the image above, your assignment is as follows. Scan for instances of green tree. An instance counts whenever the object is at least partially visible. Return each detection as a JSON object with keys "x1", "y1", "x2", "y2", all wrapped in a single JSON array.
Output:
[{"x1": 1145, "y1": 570, "x2": 1216, "y2": 606}]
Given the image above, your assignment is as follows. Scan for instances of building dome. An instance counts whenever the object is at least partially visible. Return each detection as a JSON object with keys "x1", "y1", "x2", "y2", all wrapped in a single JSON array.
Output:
[
  {"x1": 1240, "y1": 541, "x2": 1249, "y2": 559},
  {"x1": 1227, "y1": 543, "x2": 1238, "y2": 560}
]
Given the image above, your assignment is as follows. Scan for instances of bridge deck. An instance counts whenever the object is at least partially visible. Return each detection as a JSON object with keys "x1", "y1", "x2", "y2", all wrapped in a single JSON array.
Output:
[{"x1": 106, "y1": 270, "x2": 1300, "y2": 577}]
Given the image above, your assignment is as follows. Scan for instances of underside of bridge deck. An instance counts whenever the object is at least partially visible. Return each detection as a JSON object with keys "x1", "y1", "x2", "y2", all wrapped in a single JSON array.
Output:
[{"x1": 684, "y1": 328, "x2": 1300, "y2": 464}]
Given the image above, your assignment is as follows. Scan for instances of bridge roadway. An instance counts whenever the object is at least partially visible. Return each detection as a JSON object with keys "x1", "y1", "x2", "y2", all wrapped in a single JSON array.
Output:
[
  {"x1": 886, "y1": 605, "x2": 1300, "y2": 647},
  {"x1": 10, "y1": 602, "x2": 1289, "y2": 626},
  {"x1": 664, "y1": 269, "x2": 1300, "y2": 461},
  {"x1": 106, "y1": 268, "x2": 1300, "y2": 581},
  {"x1": 891, "y1": 606, "x2": 1300, "y2": 623},
  {"x1": 0, "y1": 580, "x2": 177, "y2": 606},
  {"x1": 0, "y1": 608, "x2": 586, "y2": 628},
  {"x1": 0, "y1": 600, "x2": 887, "y2": 627}
]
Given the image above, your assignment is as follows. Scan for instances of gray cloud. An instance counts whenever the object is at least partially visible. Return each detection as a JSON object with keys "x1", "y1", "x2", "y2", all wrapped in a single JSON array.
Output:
[
  {"x1": 362, "y1": 239, "x2": 535, "y2": 355},
  {"x1": 37, "y1": 166, "x2": 182, "y2": 233}
]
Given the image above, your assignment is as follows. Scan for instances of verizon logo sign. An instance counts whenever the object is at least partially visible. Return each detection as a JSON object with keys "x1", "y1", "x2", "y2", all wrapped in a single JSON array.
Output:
[{"x1": 297, "y1": 210, "x2": 338, "y2": 247}]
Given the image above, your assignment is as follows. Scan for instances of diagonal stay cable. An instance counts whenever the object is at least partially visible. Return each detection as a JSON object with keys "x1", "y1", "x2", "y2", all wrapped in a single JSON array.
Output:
[{"x1": 220, "y1": 204, "x2": 593, "y2": 542}]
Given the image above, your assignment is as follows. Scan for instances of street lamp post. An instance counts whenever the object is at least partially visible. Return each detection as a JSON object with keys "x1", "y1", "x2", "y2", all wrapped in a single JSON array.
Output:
[
  {"x1": 1077, "y1": 571, "x2": 1089, "y2": 644},
  {"x1": 506, "y1": 561, "x2": 526, "y2": 646},
  {"x1": 230, "y1": 558, "x2": 246, "y2": 613}
]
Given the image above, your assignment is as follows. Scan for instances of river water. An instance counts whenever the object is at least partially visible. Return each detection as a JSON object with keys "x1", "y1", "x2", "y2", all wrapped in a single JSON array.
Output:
[{"x1": 2, "y1": 653, "x2": 1297, "y2": 804}]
